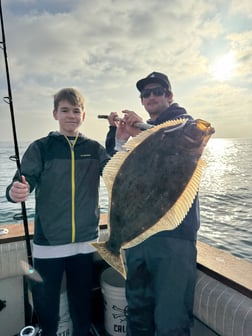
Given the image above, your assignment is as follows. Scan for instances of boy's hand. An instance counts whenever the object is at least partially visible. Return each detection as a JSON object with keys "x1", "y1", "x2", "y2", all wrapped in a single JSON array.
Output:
[{"x1": 9, "y1": 175, "x2": 30, "y2": 203}]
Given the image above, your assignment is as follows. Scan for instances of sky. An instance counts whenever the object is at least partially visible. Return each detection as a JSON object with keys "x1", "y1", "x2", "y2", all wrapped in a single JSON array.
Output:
[{"x1": 0, "y1": 0, "x2": 252, "y2": 143}]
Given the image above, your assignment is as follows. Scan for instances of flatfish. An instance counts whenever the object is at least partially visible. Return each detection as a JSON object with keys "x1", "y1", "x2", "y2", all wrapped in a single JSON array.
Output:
[{"x1": 92, "y1": 118, "x2": 215, "y2": 277}]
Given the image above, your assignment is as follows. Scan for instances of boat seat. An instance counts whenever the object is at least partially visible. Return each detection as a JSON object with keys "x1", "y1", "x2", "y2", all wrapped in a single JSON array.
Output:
[
  {"x1": 194, "y1": 270, "x2": 252, "y2": 336},
  {"x1": 0, "y1": 240, "x2": 28, "y2": 279}
]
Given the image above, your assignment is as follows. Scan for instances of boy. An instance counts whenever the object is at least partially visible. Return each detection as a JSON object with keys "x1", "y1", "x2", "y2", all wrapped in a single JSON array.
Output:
[{"x1": 6, "y1": 88, "x2": 110, "y2": 336}]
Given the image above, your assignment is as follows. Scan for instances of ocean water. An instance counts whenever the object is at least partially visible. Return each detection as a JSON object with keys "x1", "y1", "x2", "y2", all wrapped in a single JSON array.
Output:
[{"x1": 0, "y1": 139, "x2": 251, "y2": 262}]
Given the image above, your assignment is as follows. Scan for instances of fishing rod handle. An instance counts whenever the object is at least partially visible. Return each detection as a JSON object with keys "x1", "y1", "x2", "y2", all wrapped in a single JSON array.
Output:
[{"x1": 97, "y1": 115, "x2": 153, "y2": 130}]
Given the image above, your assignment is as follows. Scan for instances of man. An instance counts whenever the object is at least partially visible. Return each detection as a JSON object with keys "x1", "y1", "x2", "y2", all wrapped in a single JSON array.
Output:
[{"x1": 105, "y1": 72, "x2": 199, "y2": 336}]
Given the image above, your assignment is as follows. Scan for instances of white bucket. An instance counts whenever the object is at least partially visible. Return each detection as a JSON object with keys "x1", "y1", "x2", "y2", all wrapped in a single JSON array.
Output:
[
  {"x1": 57, "y1": 290, "x2": 73, "y2": 336},
  {"x1": 101, "y1": 267, "x2": 127, "y2": 336}
]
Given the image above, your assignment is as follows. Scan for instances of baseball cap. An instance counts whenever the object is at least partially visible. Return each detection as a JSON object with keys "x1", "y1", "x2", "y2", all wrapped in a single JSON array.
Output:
[{"x1": 136, "y1": 72, "x2": 172, "y2": 92}]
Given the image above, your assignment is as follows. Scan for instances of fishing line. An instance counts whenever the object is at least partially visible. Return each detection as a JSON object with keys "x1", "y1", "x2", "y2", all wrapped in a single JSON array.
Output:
[
  {"x1": 0, "y1": 0, "x2": 33, "y2": 269},
  {"x1": 0, "y1": 1, "x2": 39, "y2": 328}
]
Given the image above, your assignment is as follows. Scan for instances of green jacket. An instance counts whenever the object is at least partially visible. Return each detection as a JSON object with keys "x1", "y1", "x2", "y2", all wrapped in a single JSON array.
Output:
[{"x1": 6, "y1": 132, "x2": 110, "y2": 246}]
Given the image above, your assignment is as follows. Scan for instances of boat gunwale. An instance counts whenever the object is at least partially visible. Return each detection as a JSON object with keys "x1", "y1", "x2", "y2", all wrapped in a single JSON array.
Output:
[{"x1": 0, "y1": 214, "x2": 251, "y2": 298}]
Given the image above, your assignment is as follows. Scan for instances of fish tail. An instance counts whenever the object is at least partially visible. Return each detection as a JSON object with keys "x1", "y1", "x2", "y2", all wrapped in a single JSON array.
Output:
[{"x1": 91, "y1": 242, "x2": 126, "y2": 279}]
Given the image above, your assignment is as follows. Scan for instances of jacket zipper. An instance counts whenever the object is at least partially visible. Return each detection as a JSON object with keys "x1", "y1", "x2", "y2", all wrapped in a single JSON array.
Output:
[{"x1": 65, "y1": 135, "x2": 78, "y2": 242}]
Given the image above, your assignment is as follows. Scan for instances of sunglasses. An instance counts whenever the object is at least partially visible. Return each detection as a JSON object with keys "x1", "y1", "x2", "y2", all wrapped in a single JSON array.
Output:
[{"x1": 140, "y1": 86, "x2": 167, "y2": 98}]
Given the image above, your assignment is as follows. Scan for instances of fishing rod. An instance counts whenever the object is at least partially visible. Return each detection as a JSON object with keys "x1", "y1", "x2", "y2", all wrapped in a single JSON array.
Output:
[
  {"x1": 0, "y1": 3, "x2": 38, "y2": 328},
  {"x1": 0, "y1": 1, "x2": 33, "y2": 268},
  {"x1": 97, "y1": 114, "x2": 154, "y2": 130}
]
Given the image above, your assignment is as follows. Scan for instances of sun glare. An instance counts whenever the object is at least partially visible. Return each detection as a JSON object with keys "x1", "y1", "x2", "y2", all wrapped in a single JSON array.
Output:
[{"x1": 210, "y1": 52, "x2": 236, "y2": 81}]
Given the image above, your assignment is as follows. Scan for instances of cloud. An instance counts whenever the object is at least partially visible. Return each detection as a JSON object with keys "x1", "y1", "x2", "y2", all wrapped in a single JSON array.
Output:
[
  {"x1": 231, "y1": 0, "x2": 252, "y2": 17},
  {"x1": 227, "y1": 31, "x2": 252, "y2": 82},
  {"x1": 0, "y1": 0, "x2": 251, "y2": 141},
  {"x1": 186, "y1": 83, "x2": 252, "y2": 138}
]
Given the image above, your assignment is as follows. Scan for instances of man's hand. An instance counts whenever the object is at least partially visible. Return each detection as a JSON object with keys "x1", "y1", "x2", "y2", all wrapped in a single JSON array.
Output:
[
  {"x1": 122, "y1": 110, "x2": 143, "y2": 137},
  {"x1": 109, "y1": 109, "x2": 143, "y2": 146},
  {"x1": 9, "y1": 175, "x2": 30, "y2": 203},
  {"x1": 116, "y1": 119, "x2": 131, "y2": 142},
  {"x1": 107, "y1": 112, "x2": 120, "y2": 126}
]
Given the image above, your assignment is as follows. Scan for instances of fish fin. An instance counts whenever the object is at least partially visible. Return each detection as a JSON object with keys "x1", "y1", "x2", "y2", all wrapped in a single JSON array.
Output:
[
  {"x1": 124, "y1": 118, "x2": 187, "y2": 152},
  {"x1": 91, "y1": 242, "x2": 126, "y2": 279},
  {"x1": 103, "y1": 118, "x2": 187, "y2": 222},
  {"x1": 103, "y1": 151, "x2": 129, "y2": 213},
  {"x1": 20, "y1": 260, "x2": 43, "y2": 282},
  {"x1": 124, "y1": 158, "x2": 206, "y2": 249}
]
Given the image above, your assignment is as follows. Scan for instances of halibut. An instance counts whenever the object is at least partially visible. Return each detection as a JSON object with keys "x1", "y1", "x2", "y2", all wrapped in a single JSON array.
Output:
[{"x1": 92, "y1": 118, "x2": 215, "y2": 277}]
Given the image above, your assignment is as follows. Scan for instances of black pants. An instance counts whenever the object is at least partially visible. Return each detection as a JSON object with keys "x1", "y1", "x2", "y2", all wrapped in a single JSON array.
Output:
[
  {"x1": 31, "y1": 253, "x2": 94, "y2": 336},
  {"x1": 125, "y1": 236, "x2": 197, "y2": 336}
]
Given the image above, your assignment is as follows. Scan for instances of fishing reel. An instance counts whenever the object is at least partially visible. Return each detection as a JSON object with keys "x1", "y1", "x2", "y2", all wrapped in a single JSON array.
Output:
[{"x1": 19, "y1": 326, "x2": 42, "y2": 336}]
